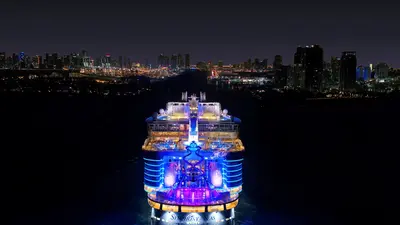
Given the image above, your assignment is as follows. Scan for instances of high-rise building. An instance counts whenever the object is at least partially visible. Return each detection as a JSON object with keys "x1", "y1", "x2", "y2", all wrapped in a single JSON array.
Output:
[
  {"x1": 157, "y1": 54, "x2": 166, "y2": 67},
  {"x1": 44, "y1": 53, "x2": 49, "y2": 68},
  {"x1": 82, "y1": 55, "x2": 91, "y2": 68},
  {"x1": 254, "y1": 58, "x2": 260, "y2": 70},
  {"x1": 294, "y1": 45, "x2": 323, "y2": 91},
  {"x1": 71, "y1": 53, "x2": 81, "y2": 68},
  {"x1": 356, "y1": 66, "x2": 371, "y2": 81},
  {"x1": 47, "y1": 53, "x2": 58, "y2": 69},
  {"x1": 339, "y1": 51, "x2": 357, "y2": 90},
  {"x1": 6, "y1": 56, "x2": 12, "y2": 68},
  {"x1": 375, "y1": 63, "x2": 389, "y2": 79},
  {"x1": 273, "y1": 55, "x2": 282, "y2": 70},
  {"x1": 184, "y1": 54, "x2": 190, "y2": 69},
  {"x1": 31, "y1": 55, "x2": 42, "y2": 69},
  {"x1": 290, "y1": 65, "x2": 305, "y2": 88},
  {"x1": 171, "y1": 54, "x2": 178, "y2": 69},
  {"x1": 19, "y1": 52, "x2": 26, "y2": 68},
  {"x1": 177, "y1": 54, "x2": 184, "y2": 68},
  {"x1": 276, "y1": 65, "x2": 290, "y2": 87},
  {"x1": 104, "y1": 54, "x2": 111, "y2": 68},
  {"x1": 305, "y1": 45, "x2": 323, "y2": 91},
  {"x1": 63, "y1": 55, "x2": 71, "y2": 68},
  {"x1": 55, "y1": 57, "x2": 63, "y2": 69},
  {"x1": 0, "y1": 52, "x2": 5, "y2": 68},
  {"x1": 294, "y1": 47, "x2": 305, "y2": 65},
  {"x1": 261, "y1": 59, "x2": 268, "y2": 70},
  {"x1": 124, "y1": 56, "x2": 127, "y2": 68},
  {"x1": 19, "y1": 52, "x2": 25, "y2": 62},
  {"x1": 331, "y1": 57, "x2": 341, "y2": 84},
  {"x1": 25, "y1": 55, "x2": 32, "y2": 69},
  {"x1": 127, "y1": 58, "x2": 132, "y2": 68},
  {"x1": 12, "y1": 53, "x2": 18, "y2": 68},
  {"x1": 118, "y1": 56, "x2": 123, "y2": 68}
]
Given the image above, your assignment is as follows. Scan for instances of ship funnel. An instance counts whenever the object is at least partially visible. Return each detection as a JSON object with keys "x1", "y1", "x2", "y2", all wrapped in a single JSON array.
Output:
[{"x1": 181, "y1": 91, "x2": 188, "y2": 101}]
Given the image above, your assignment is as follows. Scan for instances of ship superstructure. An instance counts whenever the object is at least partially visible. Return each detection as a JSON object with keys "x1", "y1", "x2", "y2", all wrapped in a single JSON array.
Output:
[{"x1": 143, "y1": 92, "x2": 245, "y2": 224}]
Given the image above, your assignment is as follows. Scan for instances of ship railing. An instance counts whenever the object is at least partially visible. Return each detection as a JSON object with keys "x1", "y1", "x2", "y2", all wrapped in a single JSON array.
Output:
[
  {"x1": 198, "y1": 123, "x2": 239, "y2": 132},
  {"x1": 147, "y1": 122, "x2": 239, "y2": 133},
  {"x1": 148, "y1": 123, "x2": 187, "y2": 132}
]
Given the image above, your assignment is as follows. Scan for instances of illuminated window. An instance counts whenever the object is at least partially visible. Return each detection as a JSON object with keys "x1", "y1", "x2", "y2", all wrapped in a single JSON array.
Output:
[
  {"x1": 207, "y1": 204, "x2": 224, "y2": 212},
  {"x1": 162, "y1": 204, "x2": 179, "y2": 212},
  {"x1": 147, "y1": 199, "x2": 161, "y2": 209},
  {"x1": 181, "y1": 206, "x2": 206, "y2": 213},
  {"x1": 225, "y1": 199, "x2": 239, "y2": 210}
]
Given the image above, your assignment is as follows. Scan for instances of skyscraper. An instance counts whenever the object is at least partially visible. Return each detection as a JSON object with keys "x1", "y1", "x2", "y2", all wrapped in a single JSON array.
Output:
[
  {"x1": 254, "y1": 58, "x2": 260, "y2": 70},
  {"x1": 177, "y1": 54, "x2": 184, "y2": 68},
  {"x1": 119, "y1": 56, "x2": 123, "y2": 68},
  {"x1": 157, "y1": 54, "x2": 169, "y2": 67},
  {"x1": 356, "y1": 66, "x2": 371, "y2": 81},
  {"x1": 51, "y1": 53, "x2": 58, "y2": 69},
  {"x1": 184, "y1": 54, "x2": 190, "y2": 69},
  {"x1": 375, "y1": 63, "x2": 389, "y2": 79},
  {"x1": 293, "y1": 45, "x2": 323, "y2": 91},
  {"x1": 339, "y1": 51, "x2": 357, "y2": 90},
  {"x1": 105, "y1": 54, "x2": 111, "y2": 68},
  {"x1": 273, "y1": 55, "x2": 282, "y2": 70},
  {"x1": 331, "y1": 57, "x2": 341, "y2": 84},
  {"x1": 19, "y1": 52, "x2": 26, "y2": 68},
  {"x1": 0, "y1": 52, "x2": 5, "y2": 68},
  {"x1": 171, "y1": 54, "x2": 178, "y2": 69},
  {"x1": 261, "y1": 59, "x2": 268, "y2": 70}
]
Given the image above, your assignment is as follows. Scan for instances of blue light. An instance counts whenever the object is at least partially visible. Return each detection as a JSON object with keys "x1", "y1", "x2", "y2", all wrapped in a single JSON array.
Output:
[
  {"x1": 144, "y1": 158, "x2": 163, "y2": 162},
  {"x1": 144, "y1": 162, "x2": 162, "y2": 167},
  {"x1": 145, "y1": 168, "x2": 162, "y2": 172},
  {"x1": 144, "y1": 172, "x2": 160, "y2": 177},
  {"x1": 223, "y1": 178, "x2": 242, "y2": 183},
  {"x1": 223, "y1": 168, "x2": 242, "y2": 173},
  {"x1": 144, "y1": 177, "x2": 163, "y2": 182},
  {"x1": 225, "y1": 173, "x2": 242, "y2": 178},
  {"x1": 222, "y1": 163, "x2": 242, "y2": 167},
  {"x1": 224, "y1": 159, "x2": 243, "y2": 162},
  {"x1": 363, "y1": 67, "x2": 369, "y2": 80}
]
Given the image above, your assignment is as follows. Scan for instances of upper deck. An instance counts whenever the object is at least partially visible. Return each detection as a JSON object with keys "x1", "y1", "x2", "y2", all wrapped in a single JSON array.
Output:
[
  {"x1": 143, "y1": 92, "x2": 244, "y2": 152},
  {"x1": 146, "y1": 92, "x2": 241, "y2": 132}
]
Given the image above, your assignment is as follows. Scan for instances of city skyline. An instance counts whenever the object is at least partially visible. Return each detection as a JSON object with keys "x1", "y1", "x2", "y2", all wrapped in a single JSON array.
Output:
[
  {"x1": 0, "y1": 47, "x2": 395, "y2": 67},
  {"x1": 2, "y1": 1, "x2": 399, "y2": 67}
]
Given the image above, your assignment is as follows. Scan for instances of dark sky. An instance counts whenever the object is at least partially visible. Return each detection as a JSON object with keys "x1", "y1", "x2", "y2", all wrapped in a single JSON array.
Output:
[{"x1": 1, "y1": 1, "x2": 399, "y2": 66}]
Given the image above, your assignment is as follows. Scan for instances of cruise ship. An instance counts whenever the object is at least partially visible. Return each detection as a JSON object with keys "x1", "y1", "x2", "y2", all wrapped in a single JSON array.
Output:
[{"x1": 142, "y1": 92, "x2": 245, "y2": 224}]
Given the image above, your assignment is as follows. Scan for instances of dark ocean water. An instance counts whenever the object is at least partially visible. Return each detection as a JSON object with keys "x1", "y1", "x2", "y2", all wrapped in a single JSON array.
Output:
[{"x1": 2, "y1": 72, "x2": 399, "y2": 225}]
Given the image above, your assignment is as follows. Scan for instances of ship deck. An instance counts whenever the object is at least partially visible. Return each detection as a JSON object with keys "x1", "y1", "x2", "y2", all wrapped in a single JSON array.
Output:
[{"x1": 142, "y1": 137, "x2": 245, "y2": 152}]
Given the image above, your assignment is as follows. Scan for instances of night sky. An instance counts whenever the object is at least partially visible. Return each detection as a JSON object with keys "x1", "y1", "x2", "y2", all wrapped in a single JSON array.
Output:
[{"x1": 2, "y1": 1, "x2": 399, "y2": 67}]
